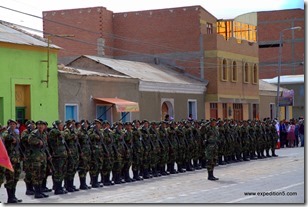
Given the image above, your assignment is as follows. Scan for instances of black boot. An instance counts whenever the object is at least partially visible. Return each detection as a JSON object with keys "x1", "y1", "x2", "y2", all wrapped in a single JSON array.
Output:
[
  {"x1": 91, "y1": 176, "x2": 100, "y2": 188},
  {"x1": 143, "y1": 169, "x2": 151, "y2": 179},
  {"x1": 125, "y1": 170, "x2": 133, "y2": 182},
  {"x1": 12, "y1": 188, "x2": 23, "y2": 202},
  {"x1": 34, "y1": 185, "x2": 44, "y2": 199},
  {"x1": 6, "y1": 188, "x2": 18, "y2": 203},
  {"x1": 65, "y1": 179, "x2": 74, "y2": 192},
  {"x1": 266, "y1": 150, "x2": 271, "y2": 157},
  {"x1": 25, "y1": 182, "x2": 35, "y2": 195},
  {"x1": 178, "y1": 164, "x2": 186, "y2": 173},
  {"x1": 133, "y1": 170, "x2": 142, "y2": 181},
  {"x1": 41, "y1": 178, "x2": 52, "y2": 192},
  {"x1": 208, "y1": 170, "x2": 219, "y2": 181},
  {"x1": 79, "y1": 177, "x2": 90, "y2": 190},
  {"x1": 104, "y1": 173, "x2": 114, "y2": 186},
  {"x1": 243, "y1": 152, "x2": 250, "y2": 161},
  {"x1": 272, "y1": 149, "x2": 278, "y2": 157},
  {"x1": 114, "y1": 173, "x2": 122, "y2": 184},
  {"x1": 54, "y1": 181, "x2": 67, "y2": 195}
]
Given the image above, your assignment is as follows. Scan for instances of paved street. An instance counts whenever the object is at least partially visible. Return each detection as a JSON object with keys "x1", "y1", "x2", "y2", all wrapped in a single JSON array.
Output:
[{"x1": 0, "y1": 147, "x2": 304, "y2": 204}]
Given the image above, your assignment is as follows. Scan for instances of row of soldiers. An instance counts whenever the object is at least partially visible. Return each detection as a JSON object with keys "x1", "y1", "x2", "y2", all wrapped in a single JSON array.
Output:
[{"x1": 0, "y1": 117, "x2": 279, "y2": 203}]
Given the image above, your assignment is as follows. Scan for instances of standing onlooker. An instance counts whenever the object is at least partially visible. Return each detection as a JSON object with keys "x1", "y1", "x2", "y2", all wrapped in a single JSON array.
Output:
[
  {"x1": 294, "y1": 119, "x2": 299, "y2": 147},
  {"x1": 287, "y1": 120, "x2": 296, "y2": 148},
  {"x1": 279, "y1": 120, "x2": 287, "y2": 148},
  {"x1": 298, "y1": 119, "x2": 304, "y2": 147}
]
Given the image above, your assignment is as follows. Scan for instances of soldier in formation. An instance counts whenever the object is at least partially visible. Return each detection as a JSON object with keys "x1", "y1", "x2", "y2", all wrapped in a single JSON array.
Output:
[{"x1": 0, "y1": 117, "x2": 280, "y2": 202}]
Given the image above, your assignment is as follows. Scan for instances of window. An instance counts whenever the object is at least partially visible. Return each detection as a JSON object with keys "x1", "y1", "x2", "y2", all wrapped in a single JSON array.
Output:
[
  {"x1": 231, "y1": 61, "x2": 237, "y2": 82},
  {"x1": 221, "y1": 59, "x2": 228, "y2": 81},
  {"x1": 96, "y1": 105, "x2": 112, "y2": 123},
  {"x1": 207, "y1": 23, "x2": 213, "y2": 34},
  {"x1": 188, "y1": 99, "x2": 197, "y2": 120},
  {"x1": 120, "y1": 112, "x2": 131, "y2": 123},
  {"x1": 244, "y1": 63, "x2": 249, "y2": 83},
  {"x1": 65, "y1": 104, "x2": 78, "y2": 121},
  {"x1": 252, "y1": 64, "x2": 258, "y2": 84}
]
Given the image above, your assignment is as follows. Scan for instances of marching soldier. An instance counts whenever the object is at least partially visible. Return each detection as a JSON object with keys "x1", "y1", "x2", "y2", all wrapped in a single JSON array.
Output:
[
  {"x1": 2, "y1": 119, "x2": 23, "y2": 203},
  {"x1": 157, "y1": 121, "x2": 170, "y2": 176},
  {"x1": 239, "y1": 120, "x2": 251, "y2": 161},
  {"x1": 48, "y1": 120, "x2": 68, "y2": 195}
]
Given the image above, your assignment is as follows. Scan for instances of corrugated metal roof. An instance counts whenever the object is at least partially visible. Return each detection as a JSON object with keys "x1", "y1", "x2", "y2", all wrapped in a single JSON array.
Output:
[
  {"x1": 0, "y1": 21, "x2": 59, "y2": 49},
  {"x1": 58, "y1": 65, "x2": 131, "y2": 79},
  {"x1": 84, "y1": 55, "x2": 206, "y2": 85},
  {"x1": 262, "y1": 74, "x2": 304, "y2": 84}
]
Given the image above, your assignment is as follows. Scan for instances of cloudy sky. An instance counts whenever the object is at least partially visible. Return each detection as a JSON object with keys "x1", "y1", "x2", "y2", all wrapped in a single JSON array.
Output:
[{"x1": 0, "y1": 0, "x2": 304, "y2": 35}]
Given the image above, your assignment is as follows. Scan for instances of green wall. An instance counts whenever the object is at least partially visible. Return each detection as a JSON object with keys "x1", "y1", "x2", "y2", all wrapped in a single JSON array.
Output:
[{"x1": 0, "y1": 44, "x2": 59, "y2": 125}]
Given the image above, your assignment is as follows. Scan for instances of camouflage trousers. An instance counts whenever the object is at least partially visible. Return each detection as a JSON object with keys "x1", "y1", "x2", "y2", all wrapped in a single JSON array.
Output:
[
  {"x1": 78, "y1": 152, "x2": 91, "y2": 178},
  {"x1": 131, "y1": 152, "x2": 143, "y2": 171},
  {"x1": 29, "y1": 159, "x2": 47, "y2": 186},
  {"x1": 52, "y1": 157, "x2": 67, "y2": 183},
  {"x1": 101, "y1": 155, "x2": 114, "y2": 176},
  {"x1": 4, "y1": 161, "x2": 21, "y2": 189},
  {"x1": 66, "y1": 154, "x2": 79, "y2": 180}
]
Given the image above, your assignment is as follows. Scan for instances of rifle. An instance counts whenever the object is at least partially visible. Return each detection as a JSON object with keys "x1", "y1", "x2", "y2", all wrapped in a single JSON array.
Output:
[
  {"x1": 96, "y1": 128, "x2": 109, "y2": 156},
  {"x1": 8, "y1": 126, "x2": 26, "y2": 159},
  {"x1": 36, "y1": 130, "x2": 55, "y2": 172}
]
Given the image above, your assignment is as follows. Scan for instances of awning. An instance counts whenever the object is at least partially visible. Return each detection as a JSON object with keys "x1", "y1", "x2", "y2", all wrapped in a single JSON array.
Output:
[{"x1": 93, "y1": 97, "x2": 139, "y2": 112}]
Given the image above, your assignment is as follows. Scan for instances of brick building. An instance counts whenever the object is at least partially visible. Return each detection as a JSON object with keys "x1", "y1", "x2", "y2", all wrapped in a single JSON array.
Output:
[
  {"x1": 257, "y1": 9, "x2": 304, "y2": 79},
  {"x1": 43, "y1": 5, "x2": 260, "y2": 120}
]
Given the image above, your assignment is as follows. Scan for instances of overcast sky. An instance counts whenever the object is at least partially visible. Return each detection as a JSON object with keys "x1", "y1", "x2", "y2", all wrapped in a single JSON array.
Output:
[{"x1": 0, "y1": 0, "x2": 305, "y2": 35}]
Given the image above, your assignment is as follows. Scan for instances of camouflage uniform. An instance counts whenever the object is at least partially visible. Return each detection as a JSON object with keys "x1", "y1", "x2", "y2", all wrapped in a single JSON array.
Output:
[
  {"x1": 239, "y1": 121, "x2": 251, "y2": 161},
  {"x1": 149, "y1": 123, "x2": 161, "y2": 177},
  {"x1": 248, "y1": 122, "x2": 258, "y2": 160},
  {"x1": 157, "y1": 123, "x2": 170, "y2": 175},
  {"x1": 255, "y1": 121, "x2": 265, "y2": 159},
  {"x1": 175, "y1": 124, "x2": 187, "y2": 173},
  {"x1": 192, "y1": 122, "x2": 202, "y2": 169},
  {"x1": 88, "y1": 121, "x2": 104, "y2": 188},
  {"x1": 184, "y1": 123, "x2": 195, "y2": 171},
  {"x1": 28, "y1": 122, "x2": 49, "y2": 199},
  {"x1": 217, "y1": 122, "x2": 227, "y2": 165},
  {"x1": 139, "y1": 121, "x2": 153, "y2": 179},
  {"x1": 20, "y1": 120, "x2": 35, "y2": 195},
  {"x1": 131, "y1": 121, "x2": 144, "y2": 181},
  {"x1": 205, "y1": 121, "x2": 219, "y2": 180},
  {"x1": 269, "y1": 121, "x2": 279, "y2": 157},
  {"x1": 122, "y1": 123, "x2": 134, "y2": 182},
  {"x1": 48, "y1": 121, "x2": 68, "y2": 195},
  {"x1": 2, "y1": 120, "x2": 23, "y2": 203},
  {"x1": 101, "y1": 126, "x2": 114, "y2": 186},
  {"x1": 63, "y1": 122, "x2": 80, "y2": 192},
  {"x1": 77, "y1": 121, "x2": 92, "y2": 190},
  {"x1": 112, "y1": 126, "x2": 125, "y2": 184},
  {"x1": 166, "y1": 122, "x2": 179, "y2": 174}
]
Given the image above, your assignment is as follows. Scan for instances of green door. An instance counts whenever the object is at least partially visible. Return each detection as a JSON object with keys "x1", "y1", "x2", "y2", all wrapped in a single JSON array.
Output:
[{"x1": 16, "y1": 107, "x2": 26, "y2": 124}]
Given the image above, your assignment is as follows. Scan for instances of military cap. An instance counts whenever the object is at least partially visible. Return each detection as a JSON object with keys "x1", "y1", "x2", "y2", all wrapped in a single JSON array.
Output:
[
  {"x1": 25, "y1": 120, "x2": 35, "y2": 126},
  {"x1": 93, "y1": 119, "x2": 102, "y2": 124},
  {"x1": 124, "y1": 122, "x2": 132, "y2": 126},
  {"x1": 53, "y1": 120, "x2": 63, "y2": 127},
  {"x1": 116, "y1": 121, "x2": 123, "y2": 126},
  {"x1": 7, "y1": 119, "x2": 17, "y2": 125},
  {"x1": 44, "y1": 121, "x2": 48, "y2": 126},
  {"x1": 142, "y1": 119, "x2": 149, "y2": 124},
  {"x1": 36, "y1": 120, "x2": 47, "y2": 125},
  {"x1": 65, "y1": 119, "x2": 73, "y2": 124},
  {"x1": 210, "y1": 118, "x2": 216, "y2": 122},
  {"x1": 132, "y1": 120, "x2": 140, "y2": 124},
  {"x1": 80, "y1": 119, "x2": 89, "y2": 124}
]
